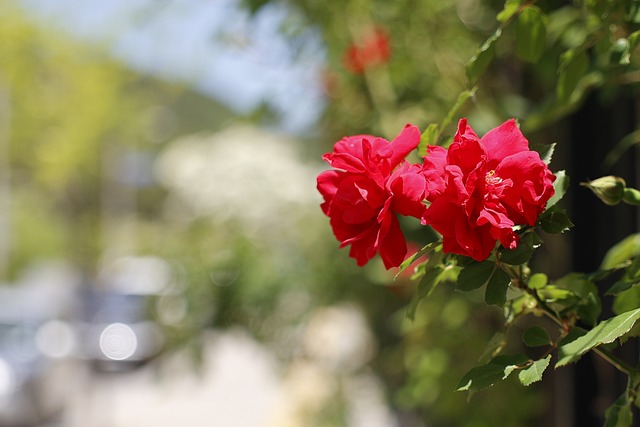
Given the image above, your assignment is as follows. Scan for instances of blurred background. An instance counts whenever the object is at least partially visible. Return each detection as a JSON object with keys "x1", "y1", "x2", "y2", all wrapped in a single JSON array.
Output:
[{"x1": 0, "y1": 0, "x2": 638, "y2": 426}]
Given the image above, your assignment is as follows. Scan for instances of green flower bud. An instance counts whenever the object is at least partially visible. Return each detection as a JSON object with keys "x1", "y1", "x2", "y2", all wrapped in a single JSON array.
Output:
[{"x1": 581, "y1": 176, "x2": 626, "y2": 206}]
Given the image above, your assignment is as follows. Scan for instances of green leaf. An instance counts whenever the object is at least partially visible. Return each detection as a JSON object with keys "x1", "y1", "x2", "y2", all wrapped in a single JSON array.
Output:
[
  {"x1": 457, "y1": 261, "x2": 495, "y2": 292},
  {"x1": 600, "y1": 233, "x2": 640, "y2": 270},
  {"x1": 418, "y1": 123, "x2": 439, "y2": 156},
  {"x1": 466, "y1": 28, "x2": 502, "y2": 84},
  {"x1": 626, "y1": 257, "x2": 640, "y2": 280},
  {"x1": 527, "y1": 273, "x2": 548, "y2": 290},
  {"x1": 536, "y1": 285, "x2": 575, "y2": 303},
  {"x1": 613, "y1": 287, "x2": 640, "y2": 316},
  {"x1": 396, "y1": 241, "x2": 441, "y2": 277},
  {"x1": 485, "y1": 268, "x2": 511, "y2": 306},
  {"x1": 629, "y1": 2, "x2": 640, "y2": 24},
  {"x1": 497, "y1": 0, "x2": 524, "y2": 23},
  {"x1": 406, "y1": 265, "x2": 445, "y2": 320},
  {"x1": 554, "y1": 272, "x2": 601, "y2": 327},
  {"x1": 557, "y1": 49, "x2": 589, "y2": 104},
  {"x1": 539, "y1": 205, "x2": 573, "y2": 234},
  {"x1": 628, "y1": 30, "x2": 640, "y2": 50},
  {"x1": 518, "y1": 355, "x2": 551, "y2": 386},
  {"x1": 457, "y1": 354, "x2": 529, "y2": 392},
  {"x1": 523, "y1": 326, "x2": 552, "y2": 347},
  {"x1": 546, "y1": 170, "x2": 568, "y2": 209},
  {"x1": 606, "y1": 280, "x2": 636, "y2": 296},
  {"x1": 530, "y1": 142, "x2": 555, "y2": 165},
  {"x1": 515, "y1": 6, "x2": 547, "y2": 63},
  {"x1": 499, "y1": 232, "x2": 543, "y2": 265},
  {"x1": 604, "y1": 392, "x2": 633, "y2": 427},
  {"x1": 556, "y1": 308, "x2": 640, "y2": 367}
]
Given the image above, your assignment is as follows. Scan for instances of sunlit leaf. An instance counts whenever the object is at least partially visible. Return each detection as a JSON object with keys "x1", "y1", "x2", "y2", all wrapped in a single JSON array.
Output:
[
  {"x1": 457, "y1": 354, "x2": 529, "y2": 392},
  {"x1": 557, "y1": 308, "x2": 640, "y2": 367},
  {"x1": 628, "y1": 30, "x2": 640, "y2": 50},
  {"x1": 546, "y1": 170, "x2": 568, "y2": 209},
  {"x1": 527, "y1": 273, "x2": 548, "y2": 290},
  {"x1": 518, "y1": 355, "x2": 551, "y2": 386},
  {"x1": 536, "y1": 285, "x2": 575, "y2": 303},
  {"x1": 418, "y1": 123, "x2": 439, "y2": 156},
  {"x1": 600, "y1": 234, "x2": 640, "y2": 270},
  {"x1": 497, "y1": 0, "x2": 524, "y2": 23}
]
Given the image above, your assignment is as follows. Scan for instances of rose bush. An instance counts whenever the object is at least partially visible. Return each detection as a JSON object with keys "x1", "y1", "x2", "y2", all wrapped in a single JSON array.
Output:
[
  {"x1": 318, "y1": 118, "x2": 556, "y2": 267},
  {"x1": 316, "y1": 124, "x2": 429, "y2": 269},
  {"x1": 308, "y1": 1, "x2": 640, "y2": 425}
]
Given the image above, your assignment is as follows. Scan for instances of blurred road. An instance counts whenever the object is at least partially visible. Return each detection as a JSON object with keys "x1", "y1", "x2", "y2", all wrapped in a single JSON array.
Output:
[{"x1": 61, "y1": 329, "x2": 282, "y2": 427}]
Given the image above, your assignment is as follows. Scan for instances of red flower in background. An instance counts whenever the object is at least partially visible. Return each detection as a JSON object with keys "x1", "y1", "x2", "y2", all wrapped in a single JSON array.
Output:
[
  {"x1": 317, "y1": 125, "x2": 427, "y2": 269},
  {"x1": 421, "y1": 119, "x2": 556, "y2": 261},
  {"x1": 343, "y1": 27, "x2": 391, "y2": 74}
]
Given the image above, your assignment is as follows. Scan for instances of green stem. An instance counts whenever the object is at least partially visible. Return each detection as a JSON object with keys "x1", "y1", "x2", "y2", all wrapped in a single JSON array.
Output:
[{"x1": 593, "y1": 346, "x2": 634, "y2": 376}]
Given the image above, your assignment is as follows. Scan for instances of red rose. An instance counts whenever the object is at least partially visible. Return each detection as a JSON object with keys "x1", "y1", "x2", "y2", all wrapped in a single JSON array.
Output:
[
  {"x1": 317, "y1": 125, "x2": 427, "y2": 269},
  {"x1": 421, "y1": 118, "x2": 556, "y2": 261}
]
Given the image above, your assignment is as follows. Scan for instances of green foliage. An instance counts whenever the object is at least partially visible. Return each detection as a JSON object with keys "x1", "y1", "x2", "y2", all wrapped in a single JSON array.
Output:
[
  {"x1": 601, "y1": 233, "x2": 640, "y2": 270},
  {"x1": 377, "y1": 0, "x2": 640, "y2": 421},
  {"x1": 546, "y1": 169, "x2": 569, "y2": 209},
  {"x1": 253, "y1": 0, "x2": 640, "y2": 424},
  {"x1": 485, "y1": 268, "x2": 510, "y2": 307},
  {"x1": 538, "y1": 205, "x2": 574, "y2": 234},
  {"x1": 499, "y1": 232, "x2": 543, "y2": 265},
  {"x1": 515, "y1": 6, "x2": 547, "y2": 63},
  {"x1": 522, "y1": 326, "x2": 552, "y2": 347},
  {"x1": 518, "y1": 355, "x2": 551, "y2": 386},
  {"x1": 604, "y1": 392, "x2": 634, "y2": 427},
  {"x1": 557, "y1": 309, "x2": 640, "y2": 366},
  {"x1": 457, "y1": 354, "x2": 529, "y2": 392},
  {"x1": 466, "y1": 29, "x2": 502, "y2": 85},
  {"x1": 457, "y1": 261, "x2": 497, "y2": 292}
]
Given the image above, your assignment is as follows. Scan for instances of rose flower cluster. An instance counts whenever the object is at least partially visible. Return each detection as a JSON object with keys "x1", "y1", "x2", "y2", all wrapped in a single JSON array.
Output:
[{"x1": 317, "y1": 119, "x2": 556, "y2": 269}]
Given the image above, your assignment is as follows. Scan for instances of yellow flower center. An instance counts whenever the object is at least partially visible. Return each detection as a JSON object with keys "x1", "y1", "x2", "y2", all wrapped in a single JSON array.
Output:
[{"x1": 485, "y1": 170, "x2": 503, "y2": 185}]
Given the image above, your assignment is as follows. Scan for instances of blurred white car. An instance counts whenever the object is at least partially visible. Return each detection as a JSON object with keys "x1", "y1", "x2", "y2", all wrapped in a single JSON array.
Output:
[
  {"x1": 0, "y1": 293, "x2": 76, "y2": 427},
  {"x1": 75, "y1": 289, "x2": 164, "y2": 372}
]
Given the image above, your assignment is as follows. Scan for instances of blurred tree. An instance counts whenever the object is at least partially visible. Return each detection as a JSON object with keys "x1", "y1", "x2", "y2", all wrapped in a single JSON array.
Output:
[{"x1": 0, "y1": 0, "x2": 235, "y2": 278}]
